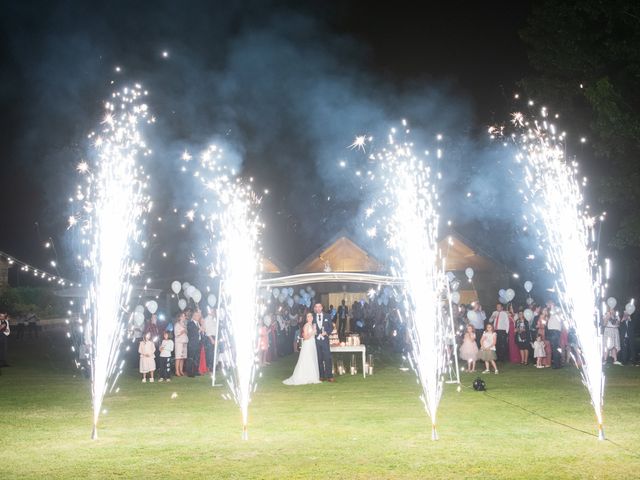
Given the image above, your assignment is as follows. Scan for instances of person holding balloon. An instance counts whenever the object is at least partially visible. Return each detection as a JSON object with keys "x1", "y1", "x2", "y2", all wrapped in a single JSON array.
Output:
[
  {"x1": 489, "y1": 303, "x2": 509, "y2": 362},
  {"x1": 173, "y1": 312, "x2": 188, "y2": 376},
  {"x1": 602, "y1": 307, "x2": 622, "y2": 366}
]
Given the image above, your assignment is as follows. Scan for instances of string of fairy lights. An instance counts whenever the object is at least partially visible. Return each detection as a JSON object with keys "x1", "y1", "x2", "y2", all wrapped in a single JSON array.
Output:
[{"x1": 0, "y1": 249, "x2": 80, "y2": 287}]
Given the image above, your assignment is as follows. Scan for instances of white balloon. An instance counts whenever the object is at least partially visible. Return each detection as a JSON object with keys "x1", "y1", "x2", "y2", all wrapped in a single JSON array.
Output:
[
  {"x1": 499, "y1": 289, "x2": 506, "y2": 298},
  {"x1": 178, "y1": 299, "x2": 187, "y2": 311},
  {"x1": 505, "y1": 289, "x2": 515, "y2": 302},
  {"x1": 207, "y1": 294, "x2": 217, "y2": 307},
  {"x1": 182, "y1": 282, "x2": 191, "y2": 292},
  {"x1": 625, "y1": 303, "x2": 636, "y2": 315},
  {"x1": 523, "y1": 309, "x2": 534, "y2": 321},
  {"x1": 451, "y1": 279, "x2": 460, "y2": 291},
  {"x1": 446, "y1": 272, "x2": 455, "y2": 282},
  {"x1": 272, "y1": 288, "x2": 280, "y2": 298},
  {"x1": 191, "y1": 289, "x2": 202, "y2": 303},
  {"x1": 451, "y1": 291, "x2": 460, "y2": 304},
  {"x1": 499, "y1": 297, "x2": 507, "y2": 305},
  {"x1": 524, "y1": 281, "x2": 533, "y2": 293},
  {"x1": 171, "y1": 281, "x2": 181, "y2": 294},
  {"x1": 133, "y1": 311, "x2": 145, "y2": 326},
  {"x1": 185, "y1": 285, "x2": 196, "y2": 299},
  {"x1": 466, "y1": 310, "x2": 478, "y2": 323},
  {"x1": 278, "y1": 294, "x2": 286, "y2": 303},
  {"x1": 465, "y1": 267, "x2": 474, "y2": 280},
  {"x1": 607, "y1": 297, "x2": 617, "y2": 309},
  {"x1": 135, "y1": 305, "x2": 144, "y2": 313},
  {"x1": 526, "y1": 297, "x2": 534, "y2": 305},
  {"x1": 263, "y1": 315, "x2": 272, "y2": 327},
  {"x1": 306, "y1": 286, "x2": 312, "y2": 292},
  {"x1": 287, "y1": 298, "x2": 294, "y2": 308},
  {"x1": 145, "y1": 300, "x2": 158, "y2": 314},
  {"x1": 288, "y1": 287, "x2": 294, "y2": 296}
]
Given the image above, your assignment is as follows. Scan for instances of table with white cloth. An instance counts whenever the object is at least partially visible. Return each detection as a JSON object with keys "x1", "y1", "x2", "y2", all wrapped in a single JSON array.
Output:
[{"x1": 330, "y1": 345, "x2": 367, "y2": 378}]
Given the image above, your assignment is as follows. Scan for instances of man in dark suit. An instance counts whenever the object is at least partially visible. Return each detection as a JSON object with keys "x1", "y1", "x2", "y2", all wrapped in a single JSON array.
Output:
[
  {"x1": 314, "y1": 303, "x2": 334, "y2": 382},
  {"x1": 185, "y1": 309, "x2": 201, "y2": 377},
  {"x1": 337, "y1": 300, "x2": 349, "y2": 340},
  {"x1": 620, "y1": 312, "x2": 636, "y2": 365}
]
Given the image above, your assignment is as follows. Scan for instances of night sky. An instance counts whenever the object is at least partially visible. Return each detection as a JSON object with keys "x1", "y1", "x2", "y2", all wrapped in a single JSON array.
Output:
[{"x1": 0, "y1": 0, "x2": 534, "y2": 286}]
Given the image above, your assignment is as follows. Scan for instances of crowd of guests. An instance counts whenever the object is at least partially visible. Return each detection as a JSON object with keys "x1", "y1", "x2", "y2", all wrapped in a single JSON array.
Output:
[
  {"x1": 257, "y1": 298, "x2": 407, "y2": 366},
  {"x1": 0, "y1": 311, "x2": 40, "y2": 370},
  {"x1": 131, "y1": 308, "x2": 219, "y2": 382},
  {"x1": 454, "y1": 300, "x2": 637, "y2": 375},
  {"x1": 127, "y1": 293, "x2": 637, "y2": 382},
  {"x1": 130, "y1": 296, "x2": 407, "y2": 382}
]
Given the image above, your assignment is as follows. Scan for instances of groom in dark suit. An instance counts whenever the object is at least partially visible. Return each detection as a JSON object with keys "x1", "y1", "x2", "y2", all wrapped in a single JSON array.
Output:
[{"x1": 314, "y1": 303, "x2": 334, "y2": 382}]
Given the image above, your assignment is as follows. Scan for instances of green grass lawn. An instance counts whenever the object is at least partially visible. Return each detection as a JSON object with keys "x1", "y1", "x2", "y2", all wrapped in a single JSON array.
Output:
[{"x1": 1, "y1": 330, "x2": 639, "y2": 479}]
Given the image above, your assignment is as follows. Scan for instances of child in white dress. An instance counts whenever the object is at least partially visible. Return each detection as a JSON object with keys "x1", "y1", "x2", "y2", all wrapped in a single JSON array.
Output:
[
  {"x1": 480, "y1": 324, "x2": 498, "y2": 374},
  {"x1": 533, "y1": 334, "x2": 546, "y2": 369},
  {"x1": 139, "y1": 332, "x2": 156, "y2": 382}
]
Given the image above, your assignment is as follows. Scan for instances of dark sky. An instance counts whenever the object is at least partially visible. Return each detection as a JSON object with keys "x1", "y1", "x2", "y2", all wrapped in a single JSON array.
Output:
[{"x1": 0, "y1": 0, "x2": 534, "y2": 285}]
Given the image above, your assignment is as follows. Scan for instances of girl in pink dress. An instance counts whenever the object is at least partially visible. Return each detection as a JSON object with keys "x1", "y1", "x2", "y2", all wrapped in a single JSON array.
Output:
[
  {"x1": 459, "y1": 324, "x2": 479, "y2": 372},
  {"x1": 259, "y1": 322, "x2": 269, "y2": 366}
]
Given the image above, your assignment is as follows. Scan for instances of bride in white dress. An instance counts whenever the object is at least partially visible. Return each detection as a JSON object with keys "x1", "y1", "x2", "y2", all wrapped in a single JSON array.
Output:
[{"x1": 283, "y1": 313, "x2": 321, "y2": 385}]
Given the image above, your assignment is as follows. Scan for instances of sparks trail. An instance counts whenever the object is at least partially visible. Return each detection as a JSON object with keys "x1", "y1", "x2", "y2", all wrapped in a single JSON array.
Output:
[
  {"x1": 71, "y1": 84, "x2": 153, "y2": 439},
  {"x1": 363, "y1": 122, "x2": 449, "y2": 440},
  {"x1": 179, "y1": 144, "x2": 264, "y2": 439},
  {"x1": 493, "y1": 103, "x2": 606, "y2": 439}
]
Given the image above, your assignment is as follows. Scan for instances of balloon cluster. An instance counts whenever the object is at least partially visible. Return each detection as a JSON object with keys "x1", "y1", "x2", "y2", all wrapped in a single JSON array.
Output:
[
  {"x1": 367, "y1": 285, "x2": 396, "y2": 306},
  {"x1": 498, "y1": 288, "x2": 515, "y2": 304},
  {"x1": 262, "y1": 285, "x2": 315, "y2": 310},
  {"x1": 170, "y1": 280, "x2": 217, "y2": 311},
  {"x1": 606, "y1": 297, "x2": 636, "y2": 316}
]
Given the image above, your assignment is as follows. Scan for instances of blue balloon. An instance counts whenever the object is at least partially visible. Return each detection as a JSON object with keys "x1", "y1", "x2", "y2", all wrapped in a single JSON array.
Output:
[
  {"x1": 165, "y1": 322, "x2": 174, "y2": 332},
  {"x1": 356, "y1": 320, "x2": 364, "y2": 328}
]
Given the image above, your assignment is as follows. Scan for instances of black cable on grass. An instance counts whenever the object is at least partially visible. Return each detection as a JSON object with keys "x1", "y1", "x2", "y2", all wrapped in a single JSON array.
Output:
[{"x1": 458, "y1": 382, "x2": 640, "y2": 458}]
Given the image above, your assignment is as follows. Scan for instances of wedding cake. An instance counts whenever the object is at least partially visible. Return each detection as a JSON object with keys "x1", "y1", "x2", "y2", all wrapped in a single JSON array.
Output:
[{"x1": 329, "y1": 327, "x2": 340, "y2": 346}]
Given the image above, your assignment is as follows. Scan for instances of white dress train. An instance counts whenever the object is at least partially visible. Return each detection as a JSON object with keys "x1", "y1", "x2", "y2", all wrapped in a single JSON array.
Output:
[{"x1": 283, "y1": 333, "x2": 321, "y2": 386}]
